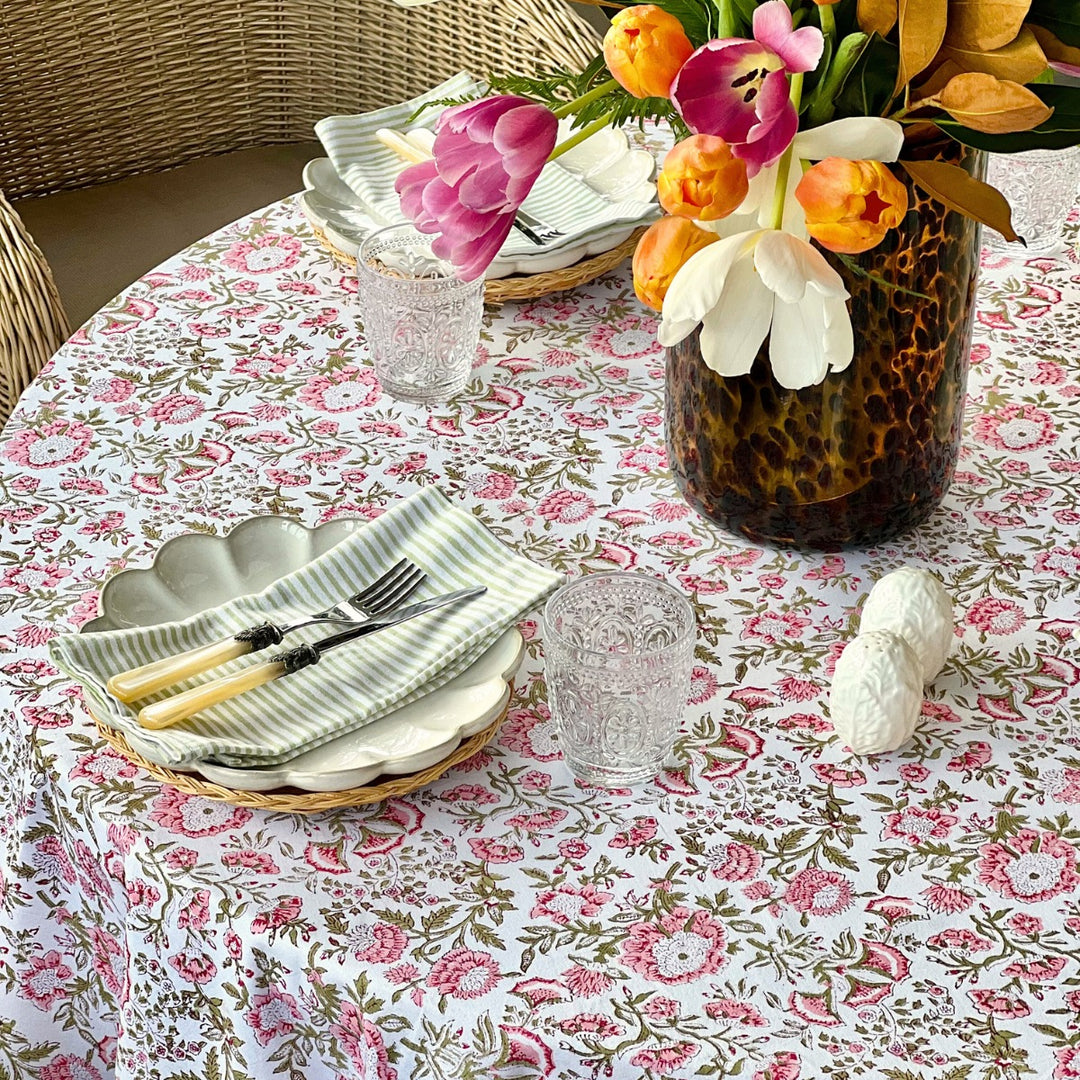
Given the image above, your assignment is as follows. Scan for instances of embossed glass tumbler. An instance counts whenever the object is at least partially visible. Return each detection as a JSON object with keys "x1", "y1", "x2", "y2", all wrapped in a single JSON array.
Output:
[
  {"x1": 357, "y1": 223, "x2": 484, "y2": 403},
  {"x1": 985, "y1": 147, "x2": 1080, "y2": 254},
  {"x1": 543, "y1": 573, "x2": 696, "y2": 787}
]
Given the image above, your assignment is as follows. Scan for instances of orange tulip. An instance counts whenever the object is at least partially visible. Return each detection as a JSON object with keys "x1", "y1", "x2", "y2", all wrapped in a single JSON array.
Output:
[
  {"x1": 632, "y1": 215, "x2": 719, "y2": 312},
  {"x1": 603, "y1": 5, "x2": 694, "y2": 100},
  {"x1": 795, "y1": 158, "x2": 909, "y2": 254},
  {"x1": 657, "y1": 135, "x2": 750, "y2": 221}
]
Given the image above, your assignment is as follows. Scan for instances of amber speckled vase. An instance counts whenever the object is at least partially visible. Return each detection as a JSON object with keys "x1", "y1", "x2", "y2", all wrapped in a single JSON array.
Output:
[{"x1": 665, "y1": 141, "x2": 984, "y2": 551}]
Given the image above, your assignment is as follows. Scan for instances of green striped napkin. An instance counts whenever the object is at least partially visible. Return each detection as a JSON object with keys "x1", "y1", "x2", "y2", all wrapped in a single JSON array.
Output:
[
  {"x1": 51, "y1": 487, "x2": 564, "y2": 769},
  {"x1": 314, "y1": 73, "x2": 657, "y2": 261}
]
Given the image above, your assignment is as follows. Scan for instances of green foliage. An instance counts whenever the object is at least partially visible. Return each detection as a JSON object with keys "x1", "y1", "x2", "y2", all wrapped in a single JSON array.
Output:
[
  {"x1": 831, "y1": 33, "x2": 900, "y2": 119},
  {"x1": 1029, "y1": 1, "x2": 1080, "y2": 49}
]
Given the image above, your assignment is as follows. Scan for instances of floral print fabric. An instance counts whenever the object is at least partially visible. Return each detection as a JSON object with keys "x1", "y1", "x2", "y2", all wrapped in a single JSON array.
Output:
[{"x1": 0, "y1": 198, "x2": 1079, "y2": 1080}]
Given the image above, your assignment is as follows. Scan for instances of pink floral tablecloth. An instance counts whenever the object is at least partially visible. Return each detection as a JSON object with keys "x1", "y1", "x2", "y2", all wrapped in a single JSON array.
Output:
[{"x1": 1, "y1": 198, "x2": 1079, "y2": 1080}]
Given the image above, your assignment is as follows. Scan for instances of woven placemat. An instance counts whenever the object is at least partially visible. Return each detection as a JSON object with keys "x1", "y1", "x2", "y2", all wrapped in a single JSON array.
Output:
[
  {"x1": 91, "y1": 695, "x2": 510, "y2": 814},
  {"x1": 312, "y1": 224, "x2": 644, "y2": 303}
]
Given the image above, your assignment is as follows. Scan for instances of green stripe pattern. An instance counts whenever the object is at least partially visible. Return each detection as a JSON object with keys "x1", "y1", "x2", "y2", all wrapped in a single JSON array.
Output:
[
  {"x1": 50, "y1": 487, "x2": 564, "y2": 769},
  {"x1": 314, "y1": 73, "x2": 657, "y2": 260}
]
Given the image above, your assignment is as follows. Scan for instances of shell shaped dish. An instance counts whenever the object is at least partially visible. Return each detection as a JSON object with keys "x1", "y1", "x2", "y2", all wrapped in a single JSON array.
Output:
[{"x1": 83, "y1": 515, "x2": 524, "y2": 791}]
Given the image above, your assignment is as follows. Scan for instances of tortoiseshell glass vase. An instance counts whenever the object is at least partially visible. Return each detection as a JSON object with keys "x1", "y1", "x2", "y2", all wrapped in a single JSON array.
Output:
[{"x1": 665, "y1": 142, "x2": 984, "y2": 551}]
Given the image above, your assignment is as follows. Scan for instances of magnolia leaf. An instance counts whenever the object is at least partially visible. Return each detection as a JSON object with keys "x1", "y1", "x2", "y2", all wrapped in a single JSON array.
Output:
[
  {"x1": 858, "y1": 0, "x2": 898, "y2": 37},
  {"x1": 923, "y1": 72, "x2": 1054, "y2": 133},
  {"x1": 944, "y1": 0, "x2": 1033, "y2": 52},
  {"x1": 939, "y1": 26, "x2": 1049, "y2": 82},
  {"x1": 896, "y1": 0, "x2": 949, "y2": 95},
  {"x1": 1030, "y1": 23, "x2": 1080, "y2": 70},
  {"x1": 1029, "y1": 2, "x2": 1080, "y2": 49},
  {"x1": 913, "y1": 58, "x2": 965, "y2": 97},
  {"x1": 937, "y1": 84, "x2": 1080, "y2": 150},
  {"x1": 901, "y1": 159, "x2": 1019, "y2": 241}
]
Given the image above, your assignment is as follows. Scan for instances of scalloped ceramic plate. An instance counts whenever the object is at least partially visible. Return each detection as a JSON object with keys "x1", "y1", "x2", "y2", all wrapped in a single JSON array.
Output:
[{"x1": 82, "y1": 516, "x2": 524, "y2": 790}]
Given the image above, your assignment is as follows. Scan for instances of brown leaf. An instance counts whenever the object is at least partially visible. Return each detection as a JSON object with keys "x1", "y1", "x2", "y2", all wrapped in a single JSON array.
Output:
[
  {"x1": 944, "y1": 0, "x2": 1032, "y2": 53},
  {"x1": 913, "y1": 58, "x2": 965, "y2": 97},
  {"x1": 939, "y1": 26, "x2": 1048, "y2": 82},
  {"x1": 858, "y1": 0, "x2": 898, "y2": 36},
  {"x1": 1030, "y1": 23, "x2": 1080, "y2": 70},
  {"x1": 896, "y1": 0, "x2": 949, "y2": 94},
  {"x1": 924, "y1": 71, "x2": 1053, "y2": 132},
  {"x1": 900, "y1": 159, "x2": 1019, "y2": 241}
]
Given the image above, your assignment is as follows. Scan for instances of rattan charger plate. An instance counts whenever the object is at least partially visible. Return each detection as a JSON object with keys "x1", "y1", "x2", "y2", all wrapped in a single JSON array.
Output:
[
  {"x1": 91, "y1": 693, "x2": 510, "y2": 814},
  {"x1": 312, "y1": 224, "x2": 644, "y2": 303}
]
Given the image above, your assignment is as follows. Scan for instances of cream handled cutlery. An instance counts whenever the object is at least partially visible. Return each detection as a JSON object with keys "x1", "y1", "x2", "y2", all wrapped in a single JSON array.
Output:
[
  {"x1": 136, "y1": 587, "x2": 487, "y2": 730},
  {"x1": 107, "y1": 559, "x2": 425, "y2": 703}
]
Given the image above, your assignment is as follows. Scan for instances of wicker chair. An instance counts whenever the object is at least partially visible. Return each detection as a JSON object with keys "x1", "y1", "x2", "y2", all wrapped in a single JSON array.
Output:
[{"x1": 0, "y1": 0, "x2": 601, "y2": 422}]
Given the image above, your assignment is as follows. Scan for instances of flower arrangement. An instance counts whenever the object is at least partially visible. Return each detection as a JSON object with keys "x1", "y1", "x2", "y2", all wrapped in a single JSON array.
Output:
[{"x1": 395, "y1": 0, "x2": 1080, "y2": 389}]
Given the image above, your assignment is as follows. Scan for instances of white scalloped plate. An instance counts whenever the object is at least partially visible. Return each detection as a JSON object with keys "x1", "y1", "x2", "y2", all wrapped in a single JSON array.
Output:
[{"x1": 82, "y1": 516, "x2": 524, "y2": 791}]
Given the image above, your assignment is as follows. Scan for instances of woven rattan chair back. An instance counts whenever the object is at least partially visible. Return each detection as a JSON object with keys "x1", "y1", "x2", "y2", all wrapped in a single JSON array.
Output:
[{"x1": 0, "y1": 0, "x2": 600, "y2": 420}]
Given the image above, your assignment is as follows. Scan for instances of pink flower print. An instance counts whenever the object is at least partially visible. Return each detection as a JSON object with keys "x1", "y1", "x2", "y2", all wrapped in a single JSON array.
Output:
[
  {"x1": 90, "y1": 376, "x2": 136, "y2": 402},
  {"x1": 89, "y1": 927, "x2": 127, "y2": 998},
  {"x1": 21, "y1": 706, "x2": 70, "y2": 729},
  {"x1": 385, "y1": 451, "x2": 427, "y2": 477},
  {"x1": 649, "y1": 530, "x2": 701, "y2": 550},
  {"x1": 561, "y1": 1014, "x2": 624, "y2": 1037},
  {"x1": 631, "y1": 1043, "x2": 700, "y2": 1072},
  {"x1": 427, "y1": 948, "x2": 500, "y2": 999},
  {"x1": 811, "y1": 763, "x2": 867, "y2": 787},
  {"x1": 921, "y1": 700, "x2": 961, "y2": 724},
  {"x1": 1035, "y1": 547, "x2": 1080, "y2": 578},
  {"x1": 973, "y1": 404, "x2": 1057, "y2": 451},
  {"x1": 350, "y1": 921, "x2": 408, "y2": 964},
  {"x1": 387, "y1": 963, "x2": 420, "y2": 985},
  {"x1": 965, "y1": 596, "x2": 1026, "y2": 635},
  {"x1": 251, "y1": 896, "x2": 303, "y2": 935},
  {"x1": 538, "y1": 374, "x2": 587, "y2": 390},
  {"x1": 1056, "y1": 1047, "x2": 1080, "y2": 1080},
  {"x1": 329, "y1": 1001, "x2": 398, "y2": 1079},
  {"x1": 650, "y1": 499, "x2": 691, "y2": 522},
  {"x1": 178, "y1": 889, "x2": 211, "y2": 930},
  {"x1": 678, "y1": 573, "x2": 726, "y2": 599},
  {"x1": 163, "y1": 846, "x2": 198, "y2": 870},
  {"x1": 921, "y1": 883, "x2": 975, "y2": 914},
  {"x1": 688, "y1": 665, "x2": 720, "y2": 704},
  {"x1": 520, "y1": 769, "x2": 550, "y2": 793},
  {"x1": 126, "y1": 879, "x2": 160, "y2": 908},
  {"x1": 620, "y1": 906, "x2": 727, "y2": 984},
  {"x1": 222, "y1": 233, "x2": 302, "y2": 274},
  {"x1": 779, "y1": 712, "x2": 830, "y2": 732},
  {"x1": 1002, "y1": 955, "x2": 1066, "y2": 983},
  {"x1": 529, "y1": 883, "x2": 612, "y2": 925},
  {"x1": 588, "y1": 315, "x2": 661, "y2": 359},
  {"x1": 505, "y1": 807, "x2": 568, "y2": 834},
  {"x1": 643, "y1": 995, "x2": 680, "y2": 1021},
  {"x1": 564, "y1": 410, "x2": 608, "y2": 430},
  {"x1": 743, "y1": 610, "x2": 811, "y2": 644},
  {"x1": 927, "y1": 928, "x2": 993, "y2": 952},
  {"x1": 709, "y1": 841, "x2": 762, "y2": 881},
  {"x1": 299, "y1": 366, "x2": 380, "y2": 412},
  {"x1": 167, "y1": 949, "x2": 217, "y2": 984},
  {"x1": 264, "y1": 468, "x2": 309, "y2": 487},
  {"x1": 557, "y1": 838, "x2": 589, "y2": 862},
  {"x1": 441, "y1": 783, "x2": 499, "y2": 804},
  {"x1": 704, "y1": 997, "x2": 768, "y2": 1025},
  {"x1": 753, "y1": 1051, "x2": 801, "y2": 1080},
  {"x1": 536, "y1": 489, "x2": 596, "y2": 524},
  {"x1": 69, "y1": 592, "x2": 101, "y2": 628},
  {"x1": 19, "y1": 950, "x2": 73, "y2": 1010},
  {"x1": 246, "y1": 985, "x2": 304, "y2": 1047},
  {"x1": 32, "y1": 836, "x2": 77, "y2": 885},
  {"x1": 947, "y1": 741, "x2": 992, "y2": 772},
  {"x1": 468, "y1": 836, "x2": 525, "y2": 863},
  {"x1": 610, "y1": 816, "x2": 659, "y2": 849},
  {"x1": 149, "y1": 789, "x2": 252, "y2": 837},
  {"x1": 898, "y1": 763, "x2": 930, "y2": 783},
  {"x1": 562, "y1": 964, "x2": 615, "y2": 997},
  {"x1": 864, "y1": 896, "x2": 916, "y2": 925},
  {"x1": 618, "y1": 445, "x2": 667, "y2": 473},
  {"x1": 40, "y1": 1056, "x2": 104, "y2": 1080},
  {"x1": 233, "y1": 351, "x2": 296, "y2": 377},
  {"x1": 784, "y1": 868, "x2": 854, "y2": 917},
  {"x1": 776, "y1": 676, "x2": 821, "y2": 702},
  {"x1": 500, "y1": 704, "x2": 559, "y2": 761},
  {"x1": 968, "y1": 988, "x2": 1031, "y2": 1019},
  {"x1": 0, "y1": 562, "x2": 71, "y2": 594},
  {"x1": 146, "y1": 394, "x2": 204, "y2": 425},
  {"x1": 1008, "y1": 913, "x2": 1043, "y2": 936},
  {"x1": 5, "y1": 420, "x2": 94, "y2": 469},
  {"x1": 978, "y1": 829, "x2": 1079, "y2": 903},
  {"x1": 882, "y1": 807, "x2": 957, "y2": 845}
]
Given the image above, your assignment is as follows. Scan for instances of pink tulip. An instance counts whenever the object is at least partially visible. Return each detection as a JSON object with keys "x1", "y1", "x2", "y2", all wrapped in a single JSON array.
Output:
[
  {"x1": 395, "y1": 95, "x2": 558, "y2": 281},
  {"x1": 670, "y1": 0, "x2": 823, "y2": 176}
]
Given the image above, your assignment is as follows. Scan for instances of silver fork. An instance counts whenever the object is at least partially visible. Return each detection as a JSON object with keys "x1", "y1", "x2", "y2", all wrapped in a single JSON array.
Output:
[
  {"x1": 107, "y1": 559, "x2": 426, "y2": 703},
  {"x1": 513, "y1": 208, "x2": 564, "y2": 247}
]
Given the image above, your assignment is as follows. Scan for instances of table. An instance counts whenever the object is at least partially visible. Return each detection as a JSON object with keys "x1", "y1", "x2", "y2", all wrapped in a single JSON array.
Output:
[{"x1": 1, "y1": 196, "x2": 1079, "y2": 1080}]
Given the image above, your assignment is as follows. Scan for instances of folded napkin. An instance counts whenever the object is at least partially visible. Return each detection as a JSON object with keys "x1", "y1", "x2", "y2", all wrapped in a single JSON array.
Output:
[
  {"x1": 314, "y1": 73, "x2": 657, "y2": 261},
  {"x1": 51, "y1": 487, "x2": 564, "y2": 769}
]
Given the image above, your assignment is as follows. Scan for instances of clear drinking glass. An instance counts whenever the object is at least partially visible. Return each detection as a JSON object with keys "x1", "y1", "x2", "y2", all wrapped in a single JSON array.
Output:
[
  {"x1": 985, "y1": 147, "x2": 1080, "y2": 254},
  {"x1": 356, "y1": 223, "x2": 484, "y2": 402},
  {"x1": 543, "y1": 572, "x2": 696, "y2": 787}
]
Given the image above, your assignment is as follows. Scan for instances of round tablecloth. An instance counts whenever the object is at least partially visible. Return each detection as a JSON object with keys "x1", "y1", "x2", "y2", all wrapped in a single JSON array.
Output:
[{"x1": 1, "y1": 198, "x2": 1079, "y2": 1080}]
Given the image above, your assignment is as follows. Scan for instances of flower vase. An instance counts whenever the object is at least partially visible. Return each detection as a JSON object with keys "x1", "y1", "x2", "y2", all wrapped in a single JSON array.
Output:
[{"x1": 665, "y1": 141, "x2": 984, "y2": 551}]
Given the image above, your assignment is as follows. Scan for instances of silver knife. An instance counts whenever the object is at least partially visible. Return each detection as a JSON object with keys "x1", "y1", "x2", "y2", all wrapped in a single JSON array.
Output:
[{"x1": 136, "y1": 587, "x2": 487, "y2": 730}]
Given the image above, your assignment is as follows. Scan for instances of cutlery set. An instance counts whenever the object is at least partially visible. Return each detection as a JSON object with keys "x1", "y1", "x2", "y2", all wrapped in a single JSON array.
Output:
[{"x1": 107, "y1": 559, "x2": 484, "y2": 730}]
